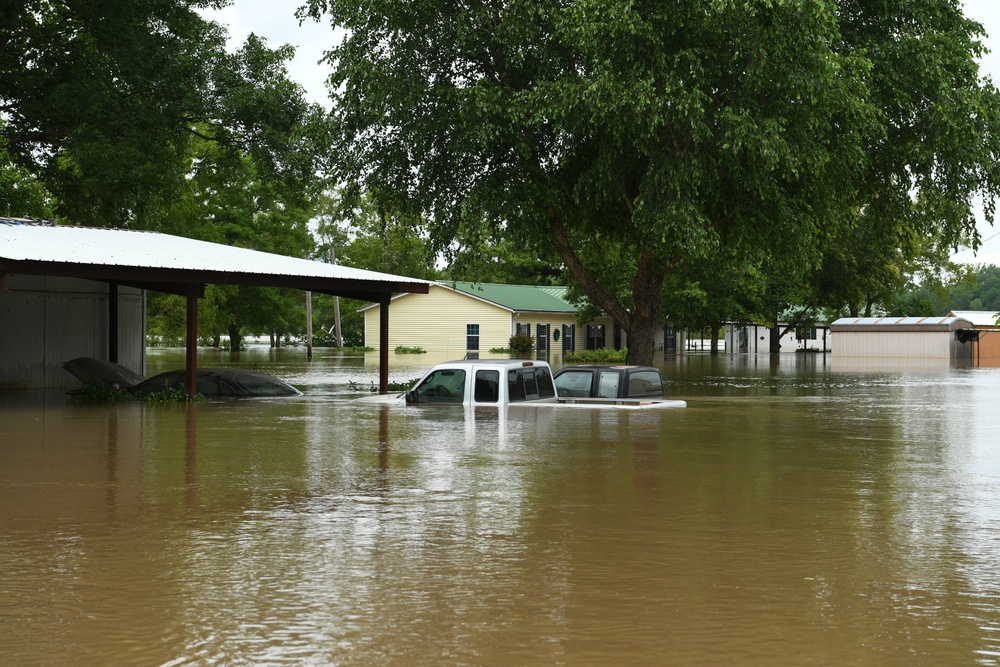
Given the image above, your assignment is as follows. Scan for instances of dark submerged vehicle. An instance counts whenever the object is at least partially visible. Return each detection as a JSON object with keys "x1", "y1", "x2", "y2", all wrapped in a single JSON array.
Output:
[
  {"x1": 63, "y1": 357, "x2": 301, "y2": 397},
  {"x1": 552, "y1": 365, "x2": 664, "y2": 399},
  {"x1": 132, "y1": 368, "x2": 301, "y2": 397}
]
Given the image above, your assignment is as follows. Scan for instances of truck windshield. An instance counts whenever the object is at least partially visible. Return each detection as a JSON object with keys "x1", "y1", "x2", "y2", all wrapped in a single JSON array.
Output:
[
  {"x1": 553, "y1": 370, "x2": 592, "y2": 397},
  {"x1": 411, "y1": 369, "x2": 466, "y2": 403}
]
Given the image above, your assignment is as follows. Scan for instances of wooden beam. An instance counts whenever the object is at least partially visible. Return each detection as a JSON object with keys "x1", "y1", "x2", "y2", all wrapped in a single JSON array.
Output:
[
  {"x1": 108, "y1": 283, "x2": 118, "y2": 363},
  {"x1": 379, "y1": 294, "x2": 390, "y2": 394},
  {"x1": 186, "y1": 295, "x2": 199, "y2": 398}
]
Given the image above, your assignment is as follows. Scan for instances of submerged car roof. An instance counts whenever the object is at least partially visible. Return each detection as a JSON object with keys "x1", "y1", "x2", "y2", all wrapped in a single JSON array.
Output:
[
  {"x1": 133, "y1": 367, "x2": 302, "y2": 397},
  {"x1": 62, "y1": 357, "x2": 146, "y2": 388}
]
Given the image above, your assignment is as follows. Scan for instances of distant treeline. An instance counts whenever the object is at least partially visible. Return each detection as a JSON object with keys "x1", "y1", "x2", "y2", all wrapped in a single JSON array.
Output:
[{"x1": 897, "y1": 264, "x2": 1000, "y2": 316}]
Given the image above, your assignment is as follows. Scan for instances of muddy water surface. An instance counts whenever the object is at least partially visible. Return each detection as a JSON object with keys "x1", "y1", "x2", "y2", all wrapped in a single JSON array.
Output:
[{"x1": 2, "y1": 350, "x2": 1000, "y2": 665}]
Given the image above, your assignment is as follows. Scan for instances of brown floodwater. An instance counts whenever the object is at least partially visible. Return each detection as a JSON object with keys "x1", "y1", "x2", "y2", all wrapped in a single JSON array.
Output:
[{"x1": 3, "y1": 349, "x2": 1000, "y2": 666}]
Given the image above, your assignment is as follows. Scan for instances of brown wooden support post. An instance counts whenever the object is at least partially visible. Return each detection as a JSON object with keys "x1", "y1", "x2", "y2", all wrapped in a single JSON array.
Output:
[
  {"x1": 108, "y1": 283, "x2": 119, "y2": 363},
  {"x1": 306, "y1": 290, "x2": 313, "y2": 361},
  {"x1": 186, "y1": 293, "x2": 199, "y2": 398},
  {"x1": 379, "y1": 293, "x2": 390, "y2": 394}
]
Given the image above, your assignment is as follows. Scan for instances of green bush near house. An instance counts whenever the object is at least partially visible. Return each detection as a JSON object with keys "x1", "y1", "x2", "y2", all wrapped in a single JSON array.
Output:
[
  {"x1": 394, "y1": 345, "x2": 426, "y2": 354},
  {"x1": 565, "y1": 348, "x2": 628, "y2": 363},
  {"x1": 508, "y1": 332, "x2": 534, "y2": 356}
]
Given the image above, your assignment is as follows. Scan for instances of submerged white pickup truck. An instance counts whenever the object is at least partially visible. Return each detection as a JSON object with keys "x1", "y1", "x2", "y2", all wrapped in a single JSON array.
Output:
[{"x1": 361, "y1": 359, "x2": 685, "y2": 410}]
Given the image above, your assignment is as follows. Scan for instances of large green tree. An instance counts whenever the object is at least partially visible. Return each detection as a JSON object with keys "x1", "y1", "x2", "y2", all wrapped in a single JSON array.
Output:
[
  {"x1": 1, "y1": 1, "x2": 322, "y2": 227},
  {"x1": 303, "y1": 0, "x2": 999, "y2": 365}
]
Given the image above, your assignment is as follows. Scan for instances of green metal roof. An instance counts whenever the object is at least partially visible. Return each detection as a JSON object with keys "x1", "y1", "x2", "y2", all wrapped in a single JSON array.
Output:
[{"x1": 445, "y1": 282, "x2": 577, "y2": 313}]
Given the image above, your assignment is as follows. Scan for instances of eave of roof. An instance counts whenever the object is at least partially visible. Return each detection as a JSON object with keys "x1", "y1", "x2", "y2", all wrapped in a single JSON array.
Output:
[
  {"x1": 447, "y1": 282, "x2": 576, "y2": 312},
  {"x1": 830, "y1": 316, "x2": 974, "y2": 332},
  {"x1": 0, "y1": 220, "x2": 430, "y2": 299},
  {"x1": 357, "y1": 281, "x2": 578, "y2": 313}
]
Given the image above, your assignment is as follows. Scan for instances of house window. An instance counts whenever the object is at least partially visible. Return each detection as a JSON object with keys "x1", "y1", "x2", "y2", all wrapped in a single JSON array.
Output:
[
  {"x1": 796, "y1": 327, "x2": 817, "y2": 340},
  {"x1": 516, "y1": 322, "x2": 530, "y2": 336},
  {"x1": 586, "y1": 324, "x2": 605, "y2": 350},
  {"x1": 466, "y1": 323, "x2": 480, "y2": 350},
  {"x1": 537, "y1": 324, "x2": 549, "y2": 351}
]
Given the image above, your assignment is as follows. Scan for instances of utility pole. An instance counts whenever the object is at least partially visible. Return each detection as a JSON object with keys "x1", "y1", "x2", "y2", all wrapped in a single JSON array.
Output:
[{"x1": 330, "y1": 246, "x2": 343, "y2": 347}]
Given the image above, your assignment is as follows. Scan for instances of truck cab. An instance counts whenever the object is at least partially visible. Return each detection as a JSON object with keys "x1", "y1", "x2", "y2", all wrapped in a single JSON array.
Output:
[
  {"x1": 552, "y1": 365, "x2": 664, "y2": 399},
  {"x1": 405, "y1": 359, "x2": 558, "y2": 405}
]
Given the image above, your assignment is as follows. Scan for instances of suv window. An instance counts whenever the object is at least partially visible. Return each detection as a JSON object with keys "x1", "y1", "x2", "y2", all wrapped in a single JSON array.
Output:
[
  {"x1": 553, "y1": 370, "x2": 593, "y2": 397},
  {"x1": 627, "y1": 371, "x2": 663, "y2": 397},
  {"x1": 597, "y1": 371, "x2": 621, "y2": 398}
]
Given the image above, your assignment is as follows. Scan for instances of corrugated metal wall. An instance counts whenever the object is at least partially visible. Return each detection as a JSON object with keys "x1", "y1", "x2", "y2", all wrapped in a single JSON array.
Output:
[
  {"x1": 1, "y1": 275, "x2": 145, "y2": 389},
  {"x1": 834, "y1": 331, "x2": 958, "y2": 359}
]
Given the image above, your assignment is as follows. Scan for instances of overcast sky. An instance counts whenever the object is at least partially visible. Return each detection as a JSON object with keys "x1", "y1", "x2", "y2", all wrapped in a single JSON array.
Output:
[{"x1": 203, "y1": 0, "x2": 1000, "y2": 267}]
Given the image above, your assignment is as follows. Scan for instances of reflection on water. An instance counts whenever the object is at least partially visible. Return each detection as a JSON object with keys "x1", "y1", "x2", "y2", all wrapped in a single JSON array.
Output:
[{"x1": 3, "y1": 351, "x2": 1000, "y2": 665}]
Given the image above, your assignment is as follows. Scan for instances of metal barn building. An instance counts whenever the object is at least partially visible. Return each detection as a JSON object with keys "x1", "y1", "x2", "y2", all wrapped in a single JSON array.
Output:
[{"x1": 830, "y1": 316, "x2": 976, "y2": 362}]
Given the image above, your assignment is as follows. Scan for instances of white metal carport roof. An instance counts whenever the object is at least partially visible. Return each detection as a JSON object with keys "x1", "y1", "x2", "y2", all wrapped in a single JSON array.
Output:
[
  {"x1": 1, "y1": 218, "x2": 432, "y2": 394},
  {"x1": 0, "y1": 220, "x2": 430, "y2": 300}
]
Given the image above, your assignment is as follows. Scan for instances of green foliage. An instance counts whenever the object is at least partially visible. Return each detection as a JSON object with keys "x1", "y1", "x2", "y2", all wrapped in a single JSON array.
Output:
[
  {"x1": 565, "y1": 349, "x2": 628, "y2": 363},
  {"x1": 140, "y1": 386, "x2": 204, "y2": 403},
  {"x1": 315, "y1": 188, "x2": 438, "y2": 281},
  {"x1": 68, "y1": 384, "x2": 202, "y2": 403},
  {"x1": 309, "y1": 295, "x2": 367, "y2": 348},
  {"x1": 348, "y1": 379, "x2": 419, "y2": 393},
  {"x1": 508, "y1": 333, "x2": 534, "y2": 356},
  {"x1": 891, "y1": 263, "x2": 1000, "y2": 317},
  {"x1": 394, "y1": 346, "x2": 426, "y2": 354},
  {"x1": 2, "y1": 3, "x2": 327, "y2": 228},
  {"x1": 302, "y1": 0, "x2": 1000, "y2": 365},
  {"x1": 442, "y1": 234, "x2": 563, "y2": 286},
  {"x1": 68, "y1": 385, "x2": 134, "y2": 402},
  {"x1": 0, "y1": 136, "x2": 54, "y2": 218},
  {"x1": 5, "y1": 1, "x2": 330, "y2": 356}
]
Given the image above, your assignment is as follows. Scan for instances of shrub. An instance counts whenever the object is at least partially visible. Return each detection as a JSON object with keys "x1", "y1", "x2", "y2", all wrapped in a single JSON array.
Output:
[
  {"x1": 394, "y1": 345, "x2": 426, "y2": 354},
  {"x1": 509, "y1": 332, "x2": 534, "y2": 356},
  {"x1": 565, "y1": 348, "x2": 628, "y2": 363}
]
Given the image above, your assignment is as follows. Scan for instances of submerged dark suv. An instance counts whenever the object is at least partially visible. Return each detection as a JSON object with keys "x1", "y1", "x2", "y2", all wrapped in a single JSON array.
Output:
[{"x1": 552, "y1": 365, "x2": 663, "y2": 399}]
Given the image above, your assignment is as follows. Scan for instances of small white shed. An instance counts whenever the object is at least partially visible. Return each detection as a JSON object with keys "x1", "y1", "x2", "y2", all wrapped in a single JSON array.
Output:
[{"x1": 830, "y1": 316, "x2": 976, "y2": 361}]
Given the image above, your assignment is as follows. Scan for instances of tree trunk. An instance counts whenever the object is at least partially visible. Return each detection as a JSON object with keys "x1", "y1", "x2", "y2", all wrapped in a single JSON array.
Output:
[
  {"x1": 769, "y1": 325, "x2": 781, "y2": 354},
  {"x1": 627, "y1": 314, "x2": 658, "y2": 366},
  {"x1": 549, "y1": 219, "x2": 669, "y2": 365},
  {"x1": 710, "y1": 322, "x2": 721, "y2": 355},
  {"x1": 228, "y1": 323, "x2": 243, "y2": 353}
]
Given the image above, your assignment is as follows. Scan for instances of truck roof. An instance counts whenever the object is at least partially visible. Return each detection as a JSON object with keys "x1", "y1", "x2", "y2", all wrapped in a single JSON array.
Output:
[{"x1": 432, "y1": 359, "x2": 550, "y2": 369}]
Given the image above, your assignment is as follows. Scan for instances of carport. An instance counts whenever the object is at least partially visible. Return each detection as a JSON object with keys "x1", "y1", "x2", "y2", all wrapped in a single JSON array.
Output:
[{"x1": 1, "y1": 219, "x2": 431, "y2": 394}]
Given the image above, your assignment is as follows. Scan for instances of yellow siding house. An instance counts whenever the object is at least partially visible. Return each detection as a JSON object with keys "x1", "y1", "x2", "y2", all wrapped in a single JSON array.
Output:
[{"x1": 360, "y1": 282, "x2": 620, "y2": 355}]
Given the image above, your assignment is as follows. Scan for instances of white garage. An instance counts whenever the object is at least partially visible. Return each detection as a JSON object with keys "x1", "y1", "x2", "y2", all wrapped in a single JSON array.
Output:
[{"x1": 830, "y1": 316, "x2": 976, "y2": 362}]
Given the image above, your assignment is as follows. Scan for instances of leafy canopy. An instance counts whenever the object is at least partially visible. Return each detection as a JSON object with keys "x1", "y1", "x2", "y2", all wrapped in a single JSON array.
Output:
[
  {"x1": 302, "y1": 0, "x2": 998, "y2": 363},
  {"x1": 1, "y1": 0, "x2": 324, "y2": 228}
]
